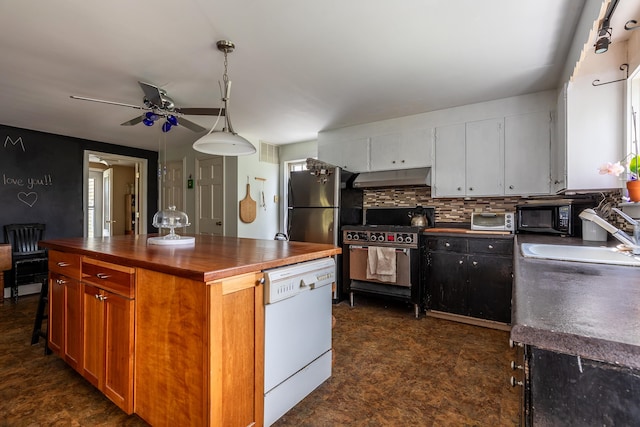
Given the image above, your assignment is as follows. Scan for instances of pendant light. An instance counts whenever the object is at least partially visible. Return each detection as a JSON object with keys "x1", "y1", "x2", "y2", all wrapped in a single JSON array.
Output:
[{"x1": 193, "y1": 40, "x2": 256, "y2": 156}]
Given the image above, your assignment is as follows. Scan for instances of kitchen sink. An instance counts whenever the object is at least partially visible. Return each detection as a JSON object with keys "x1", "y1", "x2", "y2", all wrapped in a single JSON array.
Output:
[{"x1": 520, "y1": 243, "x2": 640, "y2": 267}]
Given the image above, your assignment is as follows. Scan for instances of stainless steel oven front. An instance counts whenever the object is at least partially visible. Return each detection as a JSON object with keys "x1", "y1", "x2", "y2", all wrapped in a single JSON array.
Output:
[{"x1": 343, "y1": 227, "x2": 422, "y2": 318}]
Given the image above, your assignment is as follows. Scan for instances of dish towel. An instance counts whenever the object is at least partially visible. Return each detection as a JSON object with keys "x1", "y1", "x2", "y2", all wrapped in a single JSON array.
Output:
[{"x1": 366, "y1": 247, "x2": 397, "y2": 282}]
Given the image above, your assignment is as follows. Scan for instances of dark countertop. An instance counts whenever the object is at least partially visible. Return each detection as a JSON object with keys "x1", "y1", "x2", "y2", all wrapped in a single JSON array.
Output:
[
  {"x1": 511, "y1": 233, "x2": 640, "y2": 369},
  {"x1": 40, "y1": 234, "x2": 341, "y2": 283}
]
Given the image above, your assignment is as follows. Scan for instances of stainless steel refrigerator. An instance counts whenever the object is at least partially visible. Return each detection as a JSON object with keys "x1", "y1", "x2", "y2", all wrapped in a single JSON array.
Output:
[{"x1": 287, "y1": 167, "x2": 362, "y2": 300}]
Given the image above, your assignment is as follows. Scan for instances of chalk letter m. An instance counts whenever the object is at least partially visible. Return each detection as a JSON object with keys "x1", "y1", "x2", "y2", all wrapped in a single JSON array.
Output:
[{"x1": 4, "y1": 136, "x2": 26, "y2": 152}]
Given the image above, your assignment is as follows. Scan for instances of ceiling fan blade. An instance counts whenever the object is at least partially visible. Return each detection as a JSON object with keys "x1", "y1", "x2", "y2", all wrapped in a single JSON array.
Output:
[
  {"x1": 70, "y1": 95, "x2": 144, "y2": 110},
  {"x1": 174, "y1": 107, "x2": 225, "y2": 116},
  {"x1": 138, "y1": 81, "x2": 163, "y2": 107},
  {"x1": 121, "y1": 115, "x2": 144, "y2": 126},
  {"x1": 178, "y1": 117, "x2": 207, "y2": 133}
]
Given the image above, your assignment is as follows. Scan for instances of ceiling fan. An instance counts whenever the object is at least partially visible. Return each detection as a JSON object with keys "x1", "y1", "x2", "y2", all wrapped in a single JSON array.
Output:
[{"x1": 70, "y1": 81, "x2": 225, "y2": 133}]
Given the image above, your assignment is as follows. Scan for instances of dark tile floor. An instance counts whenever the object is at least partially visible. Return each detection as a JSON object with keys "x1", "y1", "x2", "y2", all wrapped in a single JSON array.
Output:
[{"x1": 0, "y1": 294, "x2": 519, "y2": 426}]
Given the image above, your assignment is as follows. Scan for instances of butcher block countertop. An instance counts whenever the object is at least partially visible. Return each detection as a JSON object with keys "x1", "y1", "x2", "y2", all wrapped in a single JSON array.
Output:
[
  {"x1": 40, "y1": 234, "x2": 341, "y2": 283},
  {"x1": 511, "y1": 234, "x2": 640, "y2": 369}
]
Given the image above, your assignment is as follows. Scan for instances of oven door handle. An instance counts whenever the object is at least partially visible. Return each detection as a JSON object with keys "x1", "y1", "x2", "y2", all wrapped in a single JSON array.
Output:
[{"x1": 349, "y1": 245, "x2": 409, "y2": 255}]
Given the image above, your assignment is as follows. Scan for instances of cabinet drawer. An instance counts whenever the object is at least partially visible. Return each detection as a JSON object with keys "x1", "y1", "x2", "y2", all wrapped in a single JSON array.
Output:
[
  {"x1": 468, "y1": 238, "x2": 513, "y2": 255},
  {"x1": 49, "y1": 251, "x2": 81, "y2": 280},
  {"x1": 427, "y1": 237, "x2": 467, "y2": 253},
  {"x1": 82, "y1": 258, "x2": 135, "y2": 299}
]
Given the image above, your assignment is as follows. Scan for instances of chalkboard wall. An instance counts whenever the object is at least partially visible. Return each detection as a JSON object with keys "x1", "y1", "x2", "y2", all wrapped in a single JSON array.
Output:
[{"x1": 0, "y1": 124, "x2": 158, "y2": 241}]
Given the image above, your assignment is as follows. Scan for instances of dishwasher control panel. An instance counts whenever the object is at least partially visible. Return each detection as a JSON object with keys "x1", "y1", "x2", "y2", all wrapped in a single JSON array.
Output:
[{"x1": 263, "y1": 257, "x2": 336, "y2": 304}]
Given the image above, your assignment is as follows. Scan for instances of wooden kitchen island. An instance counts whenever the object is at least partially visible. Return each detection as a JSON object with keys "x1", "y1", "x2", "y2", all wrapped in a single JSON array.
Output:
[{"x1": 40, "y1": 234, "x2": 341, "y2": 427}]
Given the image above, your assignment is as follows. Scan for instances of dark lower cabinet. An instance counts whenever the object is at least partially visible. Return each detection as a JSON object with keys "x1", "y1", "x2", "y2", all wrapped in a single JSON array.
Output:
[
  {"x1": 421, "y1": 234, "x2": 513, "y2": 324},
  {"x1": 521, "y1": 346, "x2": 640, "y2": 426}
]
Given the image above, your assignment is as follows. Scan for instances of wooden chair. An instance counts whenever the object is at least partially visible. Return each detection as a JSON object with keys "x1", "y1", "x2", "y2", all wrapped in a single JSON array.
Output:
[{"x1": 4, "y1": 224, "x2": 48, "y2": 303}]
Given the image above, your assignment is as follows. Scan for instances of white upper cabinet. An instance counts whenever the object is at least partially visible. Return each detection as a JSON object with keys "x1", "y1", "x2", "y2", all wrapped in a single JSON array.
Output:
[
  {"x1": 465, "y1": 118, "x2": 504, "y2": 196},
  {"x1": 433, "y1": 118, "x2": 503, "y2": 197},
  {"x1": 504, "y1": 112, "x2": 551, "y2": 195},
  {"x1": 369, "y1": 129, "x2": 432, "y2": 171},
  {"x1": 433, "y1": 123, "x2": 466, "y2": 196},
  {"x1": 317, "y1": 137, "x2": 370, "y2": 172}
]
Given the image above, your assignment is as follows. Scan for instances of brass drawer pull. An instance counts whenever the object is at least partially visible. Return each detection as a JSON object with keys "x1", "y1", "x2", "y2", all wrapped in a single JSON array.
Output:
[{"x1": 96, "y1": 273, "x2": 111, "y2": 280}]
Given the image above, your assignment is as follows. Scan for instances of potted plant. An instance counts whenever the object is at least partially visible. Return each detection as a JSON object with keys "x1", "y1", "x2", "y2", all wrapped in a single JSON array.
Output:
[{"x1": 599, "y1": 155, "x2": 640, "y2": 201}]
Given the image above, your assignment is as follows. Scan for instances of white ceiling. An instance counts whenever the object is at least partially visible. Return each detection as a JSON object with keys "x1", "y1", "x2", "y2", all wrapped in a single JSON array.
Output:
[{"x1": 0, "y1": 0, "x2": 636, "y2": 152}]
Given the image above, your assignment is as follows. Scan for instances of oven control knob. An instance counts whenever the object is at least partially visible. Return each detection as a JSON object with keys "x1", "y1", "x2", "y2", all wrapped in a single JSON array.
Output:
[
  {"x1": 346, "y1": 233, "x2": 353, "y2": 241},
  {"x1": 352, "y1": 234, "x2": 359, "y2": 240},
  {"x1": 404, "y1": 235, "x2": 413, "y2": 244},
  {"x1": 370, "y1": 235, "x2": 377, "y2": 242},
  {"x1": 397, "y1": 235, "x2": 404, "y2": 243}
]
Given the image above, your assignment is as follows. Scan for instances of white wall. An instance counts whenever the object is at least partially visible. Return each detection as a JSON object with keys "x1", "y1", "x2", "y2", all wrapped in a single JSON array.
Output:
[
  {"x1": 237, "y1": 148, "x2": 279, "y2": 239},
  {"x1": 276, "y1": 140, "x2": 318, "y2": 233},
  {"x1": 566, "y1": 33, "x2": 627, "y2": 190}
]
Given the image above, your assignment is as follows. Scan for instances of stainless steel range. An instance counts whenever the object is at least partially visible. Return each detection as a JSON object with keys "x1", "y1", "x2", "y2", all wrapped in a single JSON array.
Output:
[{"x1": 342, "y1": 207, "x2": 435, "y2": 318}]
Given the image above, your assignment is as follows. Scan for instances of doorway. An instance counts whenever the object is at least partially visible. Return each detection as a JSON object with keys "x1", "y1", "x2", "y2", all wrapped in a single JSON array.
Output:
[{"x1": 83, "y1": 151, "x2": 148, "y2": 237}]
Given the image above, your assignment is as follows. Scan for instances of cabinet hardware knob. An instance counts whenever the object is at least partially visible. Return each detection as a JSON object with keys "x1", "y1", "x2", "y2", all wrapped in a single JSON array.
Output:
[
  {"x1": 401, "y1": 160, "x2": 405, "y2": 163},
  {"x1": 459, "y1": 260, "x2": 463, "y2": 265},
  {"x1": 392, "y1": 160, "x2": 396, "y2": 164},
  {"x1": 457, "y1": 187, "x2": 462, "y2": 191},
  {"x1": 216, "y1": 221, "x2": 222, "y2": 226},
  {"x1": 509, "y1": 185, "x2": 514, "y2": 189},
  {"x1": 259, "y1": 278, "x2": 265, "y2": 285},
  {"x1": 469, "y1": 187, "x2": 473, "y2": 191},
  {"x1": 509, "y1": 339, "x2": 523, "y2": 348},
  {"x1": 445, "y1": 242, "x2": 450, "y2": 247},
  {"x1": 510, "y1": 376, "x2": 523, "y2": 387},
  {"x1": 488, "y1": 245, "x2": 494, "y2": 249},
  {"x1": 472, "y1": 261, "x2": 478, "y2": 266},
  {"x1": 96, "y1": 273, "x2": 111, "y2": 280},
  {"x1": 56, "y1": 279, "x2": 66, "y2": 285},
  {"x1": 94, "y1": 294, "x2": 101, "y2": 300},
  {"x1": 57, "y1": 262, "x2": 71, "y2": 267},
  {"x1": 510, "y1": 361, "x2": 523, "y2": 371}
]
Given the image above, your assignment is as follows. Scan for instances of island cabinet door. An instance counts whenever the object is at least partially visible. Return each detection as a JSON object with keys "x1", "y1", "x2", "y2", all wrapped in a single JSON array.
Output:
[
  {"x1": 49, "y1": 272, "x2": 82, "y2": 371},
  {"x1": 81, "y1": 283, "x2": 134, "y2": 414},
  {"x1": 82, "y1": 284, "x2": 104, "y2": 389}
]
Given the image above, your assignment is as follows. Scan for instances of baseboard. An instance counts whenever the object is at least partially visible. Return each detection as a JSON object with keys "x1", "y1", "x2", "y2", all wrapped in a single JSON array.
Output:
[
  {"x1": 427, "y1": 310, "x2": 511, "y2": 332},
  {"x1": 3, "y1": 282, "x2": 43, "y2": 299}
]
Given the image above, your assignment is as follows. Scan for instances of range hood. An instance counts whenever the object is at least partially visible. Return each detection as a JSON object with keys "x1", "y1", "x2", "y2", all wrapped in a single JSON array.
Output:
[{"x1": 352, "y1": 167, "x2": 431, "y2": 188}]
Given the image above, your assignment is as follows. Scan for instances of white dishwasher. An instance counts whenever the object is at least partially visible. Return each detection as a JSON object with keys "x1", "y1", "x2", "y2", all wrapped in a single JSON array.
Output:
[{"x1": 263, "y1": 257, "x2": 335, "y2": 427}]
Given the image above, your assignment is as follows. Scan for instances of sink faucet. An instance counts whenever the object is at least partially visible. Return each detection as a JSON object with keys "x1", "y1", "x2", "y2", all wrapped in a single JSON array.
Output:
[
  {"x1": 578, "y1": 208, "x2": 640, "y2": 254},
  {"x1": 612, "y1": 207, "x2": 640, "y2": 246}
]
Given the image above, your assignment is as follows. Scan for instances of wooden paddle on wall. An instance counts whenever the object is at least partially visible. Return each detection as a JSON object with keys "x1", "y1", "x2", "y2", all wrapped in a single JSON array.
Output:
[{"x1": 239, "y1": 179, "x2": 257, "y2": 223}]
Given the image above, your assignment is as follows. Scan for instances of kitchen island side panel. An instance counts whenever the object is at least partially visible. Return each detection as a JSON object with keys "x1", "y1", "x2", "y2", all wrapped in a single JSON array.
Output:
[{"x1": 134, "y1": 269, "x2": 209, "y2": 426}]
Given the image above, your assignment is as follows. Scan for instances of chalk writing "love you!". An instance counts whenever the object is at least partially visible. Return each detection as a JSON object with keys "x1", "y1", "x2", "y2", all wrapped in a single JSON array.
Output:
[{"x1": 3, "y1": 173, "x2": 53, "y2": 189}]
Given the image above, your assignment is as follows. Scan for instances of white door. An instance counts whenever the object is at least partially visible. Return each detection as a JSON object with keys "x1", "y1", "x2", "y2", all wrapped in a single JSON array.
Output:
[
  {"x1": 162, "y1": 160, "x2": 184, "y2": 211},
  {"x1": 196, "y1": 156, "x2": 224, "y2": 236},
  {"x1": 103, "y1": 168, "x2": 114, "y2": 237}
]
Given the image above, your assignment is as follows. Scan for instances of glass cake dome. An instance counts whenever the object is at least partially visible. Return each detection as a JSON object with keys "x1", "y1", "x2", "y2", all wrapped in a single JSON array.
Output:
[{"x1": 149, "y1": 206, "x2": 194, "y2": 245}]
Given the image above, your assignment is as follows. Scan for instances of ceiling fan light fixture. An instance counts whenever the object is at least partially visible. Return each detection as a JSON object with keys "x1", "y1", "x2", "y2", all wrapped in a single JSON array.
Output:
[{"x1": 193, "y1": 39, "x2": 256, "y2": 157}]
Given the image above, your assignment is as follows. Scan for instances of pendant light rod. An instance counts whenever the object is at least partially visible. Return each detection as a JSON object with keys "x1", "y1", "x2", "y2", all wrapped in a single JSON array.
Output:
[{"x1": 192, "y1": 39, "x2": 256, "y2": 156}]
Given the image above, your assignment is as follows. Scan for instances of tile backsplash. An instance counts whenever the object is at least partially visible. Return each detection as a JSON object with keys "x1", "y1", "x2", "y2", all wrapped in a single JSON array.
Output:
[{"x1": 363, "y1": 186, "x2": 623, "y2": 226}]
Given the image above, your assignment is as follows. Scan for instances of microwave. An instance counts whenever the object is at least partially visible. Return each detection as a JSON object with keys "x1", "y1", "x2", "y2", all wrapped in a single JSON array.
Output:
[
  {"x1": 470, "y1": 212, "x2": 515, "y2": 232},
  {"x1": 515, "y1": 200, "x2": 594, "y2": 236}
]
